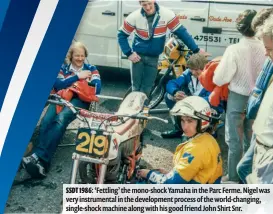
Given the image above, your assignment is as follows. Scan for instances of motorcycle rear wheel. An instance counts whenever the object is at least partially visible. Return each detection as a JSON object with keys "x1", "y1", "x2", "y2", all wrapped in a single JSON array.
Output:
[{"x1": 124, "y1": 84, "x2": 165, "y2": 109}]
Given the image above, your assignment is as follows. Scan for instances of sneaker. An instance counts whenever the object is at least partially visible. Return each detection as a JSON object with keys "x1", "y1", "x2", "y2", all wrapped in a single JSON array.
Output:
[
  {"x1": 221, "y1": 174, "x2": 229, "y2": 182},
  {"x1": 221, "y1": 175, "x2": 239, "y2": 184},
  {"x1": 161, "y1": 130, "x2": 183, "y2": 139},
  {"x1": 22, "y1": 153, "x2": 46, "y2": 178},
  {"x1": 221, "y1": 180, "x2": 239, "y2": 184}
]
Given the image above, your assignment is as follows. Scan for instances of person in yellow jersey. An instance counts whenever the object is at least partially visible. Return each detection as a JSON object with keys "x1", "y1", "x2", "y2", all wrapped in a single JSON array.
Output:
[{"x1": 137, "y1": 96, "x2": 223, "y2": 184}]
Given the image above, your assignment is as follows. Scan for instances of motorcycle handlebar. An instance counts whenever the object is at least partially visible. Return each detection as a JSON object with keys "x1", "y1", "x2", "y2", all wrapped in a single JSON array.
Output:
[
  {"x1": 48, "y1": 95, "x2": 84, "y2": 121},
  {"x1": 48, "y1": 94, "x2": 168, "y2": 124},
  {"x1": 47, "y1": 99, "x2": 64, "y2": 106},
  {"x1": 126, "y1": 114, "x2": 168, "y2": 124},
  {"x1": 148, "y1": 108, "x2": 169, "y2": 115}
]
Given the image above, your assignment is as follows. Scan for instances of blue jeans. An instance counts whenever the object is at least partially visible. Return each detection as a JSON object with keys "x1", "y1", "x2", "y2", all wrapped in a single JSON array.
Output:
[
  {"x1": 225, "y1": 91, "x2": 253, "y2": 182},
  {"x1": 131, "y1": 54, "x2": 159, "y2": 97},
  {"x1": 237, "y1": 134, "x2": 256, "y2": 183},
  {"x1": 34, "y1": 98, "x2": 89, "y2": 167}
]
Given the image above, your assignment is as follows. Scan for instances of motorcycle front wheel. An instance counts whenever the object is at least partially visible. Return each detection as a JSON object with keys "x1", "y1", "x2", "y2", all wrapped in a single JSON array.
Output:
[{"x1": 78, "y1": 152, "x2": 121, "y2": 184}]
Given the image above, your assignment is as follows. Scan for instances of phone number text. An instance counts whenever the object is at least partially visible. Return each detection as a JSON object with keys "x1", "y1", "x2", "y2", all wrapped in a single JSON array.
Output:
[{"x1": 194, "y1": 35, "x2": 240, "y2": 44}]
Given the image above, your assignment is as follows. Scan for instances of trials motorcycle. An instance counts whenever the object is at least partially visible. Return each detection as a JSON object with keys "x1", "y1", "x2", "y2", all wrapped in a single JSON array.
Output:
[
  {"x1": 48, "y1": 92, "x2": 168, "y2": 184},
  {"x1": 125, "y1": 34, "x2": 191, "y2": 109}
]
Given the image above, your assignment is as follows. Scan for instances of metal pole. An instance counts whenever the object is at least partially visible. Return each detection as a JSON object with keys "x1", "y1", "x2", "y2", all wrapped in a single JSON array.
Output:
[
  {"x1": 70, "y1": 153, "x2": 80, "y2": 184},
  {"x1": 97, "y1": 164, "x2": 107, "y2": 184}
]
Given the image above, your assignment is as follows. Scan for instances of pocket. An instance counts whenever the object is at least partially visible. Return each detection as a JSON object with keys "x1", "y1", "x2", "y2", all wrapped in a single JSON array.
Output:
[{"x1": 246, "y1": 87, "x2": 263, "y2": 120}]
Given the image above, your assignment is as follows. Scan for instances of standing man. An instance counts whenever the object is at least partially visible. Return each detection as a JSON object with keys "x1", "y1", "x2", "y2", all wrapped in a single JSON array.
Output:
[{"x1": 117, "y1": 0, "x2": 206, "y2": 99}]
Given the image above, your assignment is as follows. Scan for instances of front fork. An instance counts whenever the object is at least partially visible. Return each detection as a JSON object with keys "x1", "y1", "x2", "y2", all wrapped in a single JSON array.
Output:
[{"x1": 70, "y1": 153, "x2": 109, "y2": 184}]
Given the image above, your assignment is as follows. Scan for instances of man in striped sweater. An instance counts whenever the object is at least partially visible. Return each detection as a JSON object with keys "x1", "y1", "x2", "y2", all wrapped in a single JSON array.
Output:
[{"x1": 117, "y1": 0, "x2": 207, "y2": 100}]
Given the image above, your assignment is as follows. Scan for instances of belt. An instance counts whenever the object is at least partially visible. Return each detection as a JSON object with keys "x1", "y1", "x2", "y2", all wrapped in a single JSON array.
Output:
[
  {"x1": 256, "y1": 139, "x2": 263, "y2": 145},
  {"x1": 256, "y1": 139, "x2": 272, "y2": 149}
]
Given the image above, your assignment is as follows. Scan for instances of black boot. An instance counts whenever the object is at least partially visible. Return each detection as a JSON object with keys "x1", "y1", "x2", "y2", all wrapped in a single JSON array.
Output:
[{"x1": 161, "y1": 129, "x2": 183, "y2": 138}]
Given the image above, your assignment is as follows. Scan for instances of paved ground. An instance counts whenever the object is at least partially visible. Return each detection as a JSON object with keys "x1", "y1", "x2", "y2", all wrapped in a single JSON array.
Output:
[{"x1": 5, "y1": 68, "x2": 228, "y2": 213}]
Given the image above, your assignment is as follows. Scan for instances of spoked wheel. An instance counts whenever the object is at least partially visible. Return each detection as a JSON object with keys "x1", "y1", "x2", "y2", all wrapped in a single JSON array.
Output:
[
  {"x1": 148, "y1": 84, "x2": 165, "y2": 109},
  {"x1": 79, "y1": 152, "x2": 121, "y2": 184},
  {"x1": 123, "y1": 75, "x2": 166, "y2": 109}
]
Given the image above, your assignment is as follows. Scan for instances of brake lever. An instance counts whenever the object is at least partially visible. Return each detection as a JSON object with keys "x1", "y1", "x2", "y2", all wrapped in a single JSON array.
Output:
[
  {"x1": 117, "y1": 113, "x2": 168, "y2": 124},
  {"x1": 133, "y1": 114, "x2": 169, "y2": 124}
]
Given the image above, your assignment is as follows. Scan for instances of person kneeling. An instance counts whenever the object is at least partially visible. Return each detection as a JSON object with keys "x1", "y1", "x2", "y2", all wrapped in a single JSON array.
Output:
[
  {"x1": 161, "y1": 54, "x2": 223, "y2": 138},
  {"x1": 138, "y1": 96, "x2": 223, "y2": 184}
]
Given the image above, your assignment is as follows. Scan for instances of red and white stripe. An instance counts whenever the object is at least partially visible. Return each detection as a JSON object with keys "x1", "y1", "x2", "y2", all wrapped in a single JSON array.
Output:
[
  {"x1": 167, "y1": 16, "x2": 181, "y2": 32},
  {"x1": 135, "y1": 28, "x2": 149, "y2": 40},
  {"x1": 122, "y1": 20, "x2": 135, "y2": 35},
  {"x1": 153, "y1": 25, "x2": 167, "y2": 38}
]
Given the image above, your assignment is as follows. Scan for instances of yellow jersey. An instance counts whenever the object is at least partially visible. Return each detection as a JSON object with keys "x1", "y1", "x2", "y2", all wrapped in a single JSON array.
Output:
[{"x1": 147, "y1": 132, "x2": 223, "y2": 184}]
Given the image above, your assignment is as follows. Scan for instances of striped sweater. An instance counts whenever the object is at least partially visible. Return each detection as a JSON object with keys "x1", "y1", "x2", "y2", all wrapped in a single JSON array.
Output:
[{"x1": 117, "y1": 3, "x2": 199, "y2": 57}]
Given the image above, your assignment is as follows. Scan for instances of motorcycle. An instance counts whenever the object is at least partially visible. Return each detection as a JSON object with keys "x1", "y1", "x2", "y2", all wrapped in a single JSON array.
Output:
[
  {"x1": 125, "y1": 34, "x2": 192, "y2": 109},
  {"x1": 47, "y1": 92, "x2": 168, "y2": 184}
]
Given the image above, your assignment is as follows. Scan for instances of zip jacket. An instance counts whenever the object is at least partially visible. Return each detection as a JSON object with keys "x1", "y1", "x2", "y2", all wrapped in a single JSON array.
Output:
[
  {"x1": 54, "y1": 63, "x2": 101, "y2": 94},
  {"x1": 117, "y1": 3, "x2": 199, "y2": 57},
  {"x1": 166, "y1": 69, "x2": 224, "y2": 113}
]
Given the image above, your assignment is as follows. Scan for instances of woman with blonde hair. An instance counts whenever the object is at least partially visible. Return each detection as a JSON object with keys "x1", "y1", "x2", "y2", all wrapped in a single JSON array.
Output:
[{"x1": 22, "y1": 41, "x2": 101, "y2": 178}]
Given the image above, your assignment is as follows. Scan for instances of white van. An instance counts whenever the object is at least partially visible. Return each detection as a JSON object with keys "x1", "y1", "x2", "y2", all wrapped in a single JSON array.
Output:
[{"x1": 75, "y1": 0, "x2": 272, "y2": 69}]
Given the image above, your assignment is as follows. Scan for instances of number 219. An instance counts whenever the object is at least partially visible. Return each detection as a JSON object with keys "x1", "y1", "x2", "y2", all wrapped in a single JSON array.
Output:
[{"x1": 76, "y1": 132, "x2": 108, "y2": 156}]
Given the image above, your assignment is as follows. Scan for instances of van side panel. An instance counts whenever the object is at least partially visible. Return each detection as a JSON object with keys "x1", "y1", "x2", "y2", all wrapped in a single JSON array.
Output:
[
  {"x1": 75, "y1": 0, "x2": 272, "y2": 70},
  {"x1": 120, "y1": 1, "x2": 141, "y2": 69},
  {"x1": 206, "y1": 1, "x2": 271, "y2": 57},
  {"x1": 75, "y1": 1, "x2": 119, "y2": 67}
]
